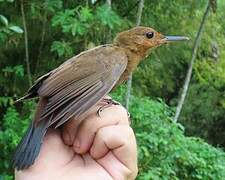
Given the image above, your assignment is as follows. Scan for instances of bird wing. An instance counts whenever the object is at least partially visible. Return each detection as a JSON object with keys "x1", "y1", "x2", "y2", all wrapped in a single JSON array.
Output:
[{"x1": 36, "y1": 45, "x2": 127, "y2": 128}]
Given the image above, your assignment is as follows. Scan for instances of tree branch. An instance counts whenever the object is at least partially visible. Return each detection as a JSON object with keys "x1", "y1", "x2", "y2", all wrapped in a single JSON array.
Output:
[
  {"x1": 122, "y1": 0, "x2": 140, "y2": 17},
  {"x1": 35, "y1": 13, "x2": 47, "y2": 74},
  {"x1": 20, "y1": 0, "x2": 32, "y2": 86},
  {"x1": 106, "y1": 0, "x2": 112, "y2": 43},
  {"x1": 125, "y1": 0, "x2": 144, "y2": 109},
  {"x1": 174, "y1": 1, "x2": 211, "y2": 122}
]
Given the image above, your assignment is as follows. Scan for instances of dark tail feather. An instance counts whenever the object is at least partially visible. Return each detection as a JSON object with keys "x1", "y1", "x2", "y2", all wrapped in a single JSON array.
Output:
[{"x1": 12, "y1": 120, "x2": 48, "y2": 170}]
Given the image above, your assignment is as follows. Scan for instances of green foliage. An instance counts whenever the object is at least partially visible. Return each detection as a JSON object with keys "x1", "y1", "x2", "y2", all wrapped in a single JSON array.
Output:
[
  {"x1": 0, "y1": 15, "x2": 8, "y2": 26},
  {"x1": 0, "y1": 97, "x2": 13, "y2": 107},
  {"x1": 2, "y1": 65, "x2": 24, "y2": 78},
  {"x1": 44, "y1": 0, "x2": 63, "y2": 13},
  {"x1": 0, "y1": 13, "x2": 23, "y2": 43},
  {"x1": 0, "y1": 65, "x2": 25, "y2": 95},
  {"x1": 0, "y1": 0, "x2": 14, "y2": 2},
  {"x1": 8, "y1": 26, "x2": 23, "y2": 34},
  {"x1": 52, "y1": 9, "x2": 86, "y2": 36},
  {"x1": 180, "y1": 54, "x2": 225, "y2": 146},
  {"x1": 51, "y1": 5, "x2": 124, "y2": 36},
  {"x1": 0, "y1": 104, "x2": 31, "y2": 179},
  {"x1": 51, "y1": 4, "x2": 126, "y2": 54},
  {"x1": 178, "y1": 9, "x2": 225, "y2": 146},
  {"x1": 132, "y1": 98, "x2": 225, "y2": 179},
  {"x1": 51, "y1": 41, "x2": 73, "y2": 57},
  {"x1": 1, "y1": 0, "x2": 225, "y2": 179},
  {"x1": 112, "y1": 88, "x2": 225, "y2": 179},
  {"x1": 96, "y1": 5, "x2": 123, "y2": 29}
]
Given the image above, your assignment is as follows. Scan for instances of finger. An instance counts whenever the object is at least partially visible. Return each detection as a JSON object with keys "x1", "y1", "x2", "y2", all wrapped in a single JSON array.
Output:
[
  {"x1": 61, "y1": 96, "x2": 114, "y2": 146},
  {"x1": 73, "y1": 105, "x2": 129, "y2": 154},
  {"x1": 90, "y1": 125, "x2": 138, "y2": 179},
  {"x1": 98, "y1": 152, "x2": 133, "y2": 180},
  {"x1": 62, "y1": 117, "x2": 82, "y2": 146}
]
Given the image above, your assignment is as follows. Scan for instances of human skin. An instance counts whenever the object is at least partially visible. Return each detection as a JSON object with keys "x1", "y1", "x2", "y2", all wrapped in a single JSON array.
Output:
[{"x1": 15, "y1": 100, "x2": 138, "y2": 180}]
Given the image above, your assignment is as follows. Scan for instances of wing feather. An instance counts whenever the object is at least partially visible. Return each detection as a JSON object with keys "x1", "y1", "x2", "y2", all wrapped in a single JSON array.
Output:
[
  {"x1": 54, "y1": 81, "x2": 103, "y2": 127},
  {"x1": 35, "y1": 45, "x2": 127, "y2": 127},
  {"x1": 53, "y1": 63, "x2": 126, "y2": 128}
]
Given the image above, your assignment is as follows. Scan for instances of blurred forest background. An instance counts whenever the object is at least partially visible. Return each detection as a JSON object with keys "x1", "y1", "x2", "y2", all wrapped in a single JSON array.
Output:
[{"x1": 0, "y1": 0, "x2": 225, "y2": 179}]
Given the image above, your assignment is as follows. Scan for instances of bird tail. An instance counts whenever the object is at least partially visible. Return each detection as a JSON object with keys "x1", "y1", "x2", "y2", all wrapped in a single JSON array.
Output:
[{"x1": 12, "y1": 120, "x2": 48, "y2": 170}]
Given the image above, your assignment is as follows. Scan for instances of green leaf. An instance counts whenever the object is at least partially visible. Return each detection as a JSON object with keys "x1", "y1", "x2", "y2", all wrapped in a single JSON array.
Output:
[
  {"x1": 51, "y1": 41, "x2": 65, "y2": 56},
  {"x1": 0, "y1": 15, "x2": 8, "y2": 26},
  {"x1": 14, "y1": 65, "x2": 24, "y2": 77},
  {"x1": 96, "y1": 5, "x2": 123, "y2": 29},
  {"x1": 51, "y1": 41, "x2": 73, "y2": 57},
  {"x1": 44, "y1": 0, "x2": 63, "y2": 13},
  {"x1": 0, "y1": 32, "x2": 7, "y2": 43},
  {"x1": 80, "y1": 7, "x2": 93, "y2": 22},
  {"x1": 2, "y1": 65, "x2": 24, "y2": 78},
  {"x1": 52, "y1": 9, "x2": 75, "y2": 27},
  {"x1": 9, "y1": 26, "x2": 23, "y2": 33}
]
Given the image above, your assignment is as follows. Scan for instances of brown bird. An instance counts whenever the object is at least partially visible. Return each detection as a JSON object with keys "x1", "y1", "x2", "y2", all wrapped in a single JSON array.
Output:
[{"x1": 13, "y1": 26, "x2": 188, "y2": 170}]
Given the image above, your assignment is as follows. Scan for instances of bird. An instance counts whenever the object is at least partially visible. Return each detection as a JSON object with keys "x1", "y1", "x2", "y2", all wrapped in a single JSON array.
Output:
[{"x1": 13, "y1": 26, "x2": 189, "y2": 170}]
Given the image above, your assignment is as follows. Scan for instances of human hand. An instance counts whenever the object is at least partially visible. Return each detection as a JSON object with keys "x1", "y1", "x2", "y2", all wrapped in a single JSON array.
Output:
[{"x1": 15, "y1": 99, "x2": 138, "y2": 180}]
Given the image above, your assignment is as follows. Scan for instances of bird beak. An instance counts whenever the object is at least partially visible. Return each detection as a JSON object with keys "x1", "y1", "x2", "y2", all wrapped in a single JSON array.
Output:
[{"x1": 164, "y1": 36, "x2": 190, "y2": 42}]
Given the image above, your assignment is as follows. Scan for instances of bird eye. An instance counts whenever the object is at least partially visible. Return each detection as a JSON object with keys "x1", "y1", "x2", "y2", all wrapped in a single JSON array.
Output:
[{"x1": 146, "y1": 32, "x2": 154, "y2": 39}]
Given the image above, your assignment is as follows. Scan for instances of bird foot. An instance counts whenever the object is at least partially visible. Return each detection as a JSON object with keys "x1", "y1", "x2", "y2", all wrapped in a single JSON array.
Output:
[
  {"x1": 97, "y1": 98, "x2": 131, "y2": 124},
  {"x1": 97, "y1": 98, "x2": 120, "y2": 116}
]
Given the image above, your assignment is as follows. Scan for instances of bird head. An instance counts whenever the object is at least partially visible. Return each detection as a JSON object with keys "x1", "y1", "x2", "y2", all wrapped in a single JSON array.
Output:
[{"x1": 114, "y1": 26, "x2": 189, "y2": 57}]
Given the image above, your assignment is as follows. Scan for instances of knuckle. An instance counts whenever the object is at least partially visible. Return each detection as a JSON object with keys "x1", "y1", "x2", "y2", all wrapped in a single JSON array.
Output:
[
  {"x1": 97, "y1": 126, "x2": 108, "y2": 137},
  {"x1": 115, "y1": 105, "x2": 129, "y2": 122},
  {"x1": 82, "y1": 115, "x2": 99, "y2": 132},
  {"x1": 117, "y1": 105, "x2": 127, "y2": 115}
]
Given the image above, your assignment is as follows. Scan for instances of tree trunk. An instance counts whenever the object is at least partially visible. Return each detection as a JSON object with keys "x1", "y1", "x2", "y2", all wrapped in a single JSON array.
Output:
[
  {"x1": 125, "y1": 0, "x2": 144, "y2": 109},
  {"x1": 20, "y1": 0, "x2": 32, "y2": 86},
  {"x1": 174, "y1": 1, "x2": 211, "y2": 122}
]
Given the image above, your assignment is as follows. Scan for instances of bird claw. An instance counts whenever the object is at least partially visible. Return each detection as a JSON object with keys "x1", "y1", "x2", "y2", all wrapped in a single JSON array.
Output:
[
  {"x1": 97, "y1": 107, "x2": 103, "y2": 117},
  {"x1": 97, "y1": 98, "x2": 131, "y2": 124},
  {"x1": 101, "y1": 98, "x2": 121, "y2": 106}
]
